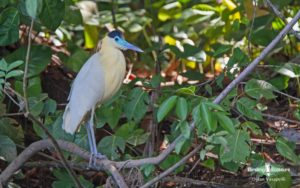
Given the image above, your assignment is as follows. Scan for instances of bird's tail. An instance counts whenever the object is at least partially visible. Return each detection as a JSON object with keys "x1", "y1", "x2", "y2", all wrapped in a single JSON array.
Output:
[{"x1": 62, "y1": 104, "x2": 81, "y2": 135}]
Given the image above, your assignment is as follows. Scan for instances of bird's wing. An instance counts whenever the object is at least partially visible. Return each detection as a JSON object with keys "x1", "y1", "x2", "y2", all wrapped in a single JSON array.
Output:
[{"x1": 62, "y1": 53, "x2": 105, "y2": 134}]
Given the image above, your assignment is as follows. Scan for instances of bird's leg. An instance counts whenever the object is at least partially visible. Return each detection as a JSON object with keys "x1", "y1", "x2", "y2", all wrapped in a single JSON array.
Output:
[{"x1": 86, "y1": 107, "x2": 106, "y2": 168}]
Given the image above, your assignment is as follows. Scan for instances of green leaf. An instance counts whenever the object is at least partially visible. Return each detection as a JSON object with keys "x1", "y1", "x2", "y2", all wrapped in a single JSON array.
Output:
[
  {"x1": 6, "y1": 45, "x2": 51, "y2": 77},
  {"x1": 245, "y1": 79, "x2": 276, "y2": 100},
  {"x1": 269, "y1": 75, "x2": 289, "y2": 90},
  {"x1": 0, "y1": 135, "x2": 17, "y2": 162},
  {"x1": 276, "y1": 63, "x2": 300, "y2": 78},
  {"x1": 251, "y1": 28, "x2": 277, "y2": 46},
  {"x1": 201, "y1": 159, "x2": 215, "y2": 170},
  {"x1": 267, "y1": 164, "x2": 292, "y2": 188},
  {"x1": 64, "y1": 1, "x2": 82, "y2": 25},
  {"x1": 176, "y1": 97, "x2": 188, "y2": 120},
  {"x1": 98, "y1": 135, "x2": 125, "y2": 160},
  {"x1": 0, "y1": 59, "x2": 8, "y2": 71},
  {"x1": 276, "y1": 137, "x2": 299, "y2": 164},
  {"x1": 52, "y1": 169, "x2": 93, "y2": 188},
  {"x1": 42, "y1": 98, "x2": 57, "y2": 116},
  {"x1": 176, "y1": 86, "x2": 196, "y2": 95},
  {"x1": 241, "y1": 121, "x2": 262, "y2": 135},
  {"x1": 220, "y1": 129, "x2": 250, "y2": 163},
  {"x1": 200, "y1": 102, "x2": 214, "y2": 132},
  {"x1": 157, "y1": 96, "x2": 178, "y2": 122},
  {"x1": 236, "y1": 97, "x2": 263, "y2": 121},
  {"x1": 212, "y1": 44, "x2": 232, "y2": 58},
  {"x1": 141, "y1": 164, "x2": 155, "y2": 177},
  {"x1": 178, "y1": 121, "x2": 190, "y2": 139},
  {"x1": 5, "y1": 70, "x2": 23, "y2": 79},
  {"x1": 159, "y1": 154, "x2": 184, "y2": 174},
  {"x1": 115, "y1": 122, "x2": 135, "y2": 139},
  {"x1": 124, "y1": 87, "x2": 149, "y2": 122},
  {"x1": 158, "y1": 2, "x2": 182, "y2": 21},
  {"x1": 216, "y1": 112, "x2": 235, "y2": 134},
  {"x1": 0, "y1": 72, "x2": 5, "y2": 77},
  {"x1": 127, "y1": 131, "x2": 150, "y2": 146},
  {"x1": 7, "y1": 60, "x2": 23, "y2": 71},
  {"x1": 25, "y1": 0, "x2": 42, "y2": 19},
  {"x1": 39, "y1": 0, "x2": 65, "y2": 30},
  {"x1": 0, "y1": 118, "x2": 24, "y2": 144},
  {"x1": 0, "y1": 0, "x2": 9, "y2": 8},
  {"x1": 0, "y1": 7, "x2": 20, "y2": 46}
]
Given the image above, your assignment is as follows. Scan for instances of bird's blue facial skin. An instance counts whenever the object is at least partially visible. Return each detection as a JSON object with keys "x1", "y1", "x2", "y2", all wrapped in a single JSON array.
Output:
[
  {"x1": 108, "y1": 30, "x2": 143, "y2": 52},
  {"x1": 115, "y1": 36, "x2": 143, "y2": 52}
]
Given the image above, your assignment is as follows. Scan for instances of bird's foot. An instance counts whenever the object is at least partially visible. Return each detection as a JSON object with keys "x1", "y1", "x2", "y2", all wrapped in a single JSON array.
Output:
[{"x1": 88, "y1": 153, "x2": 107, "y2": 169}]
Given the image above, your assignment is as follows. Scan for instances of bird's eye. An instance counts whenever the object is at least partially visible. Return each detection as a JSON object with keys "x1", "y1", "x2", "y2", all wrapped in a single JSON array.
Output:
[{"x1": 114, "y1": 37, "x2": 119, "y2": 42}]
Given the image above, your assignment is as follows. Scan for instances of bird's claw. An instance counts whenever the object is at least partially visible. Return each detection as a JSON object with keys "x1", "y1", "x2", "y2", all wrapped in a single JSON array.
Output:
[{"x1": 88, "y1": 153, "x2": 107, "y2": 169}]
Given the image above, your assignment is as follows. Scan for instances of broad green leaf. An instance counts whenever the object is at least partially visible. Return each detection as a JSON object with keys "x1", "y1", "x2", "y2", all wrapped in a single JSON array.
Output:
[
  {"x1": 115, "y1": 122, "x2": 135, "y2": 139},
  {"x1": 39, "y1": 0, "x2": 65, "y2": 30},
  {"x1": 176, "y1": 97, "x2": 188, "y2": 120},
  {"x1": 98, "y1": 135, "x2": 125, "y2": 160},
  {"x1": 159, "y1": 154, "x2": 184, "y2": 174},
  {"x1": 157, "y1": 96, "x2": 177, "y2": 123},
  {"x1": 0, "y1": 59, "x2": 7, "y2": 71},
  {"x1": 25, "y1": 0, "x2": 42, "y2": 19},
  {"x1": 251, "y1": 28, "x2": 277, "y2": 46},
  {"x1": 62, "y1": 48, "x2": 89, "y2": 72},
  {"x1": 241, "y1": 121, "x2": 262, "y2": 135},
  {"x1": 216, "y1": 112, "x2": 235, "y2": 134},
  {"x1": 176, "y1": 86, "x2": 196, "y2": 95},
  {"x1": 7, "y1": 60, "x2": 23, "y2": 71},
  {"x1": 127, "y1": 131, "x2": 150, "y2": 146},
  {"x1": 200, "y1": 102, "x2": 214, "y2": 132},
  {"x1": 141, "y1": 164, "x2": 155, "y2": 177},
  {"x1": 178, "y1": 121, "x2": 190, "y2": 139},
  {"x1": 236, "y1": 97, "x2": 263, "y2": 121},
  {"x1": 0, "y1": 118, "x2": 24, "y2": 144},
  {"x1": 220, "y1": 129, "x2": 250, "y2": 163},
  {"x1": 42, "y1": 98, "x2": 57, "y2": 116},
  {"x1": 269, "y1": 75, "x2": 289, "y2": 90},
  {"x1": 97, "y1": 104, "x2": 122, "y2": 129},
  {"x1": 267, "y1": 165, "x2": 292, "y2": 188},
  {"x1": 245, "y1": 79, "x2": 276, "y2": 100},
  {"x1": 0, "y1": 135, "x2": 17, "y2": 162},
  {"x1": 0, "y1": 0, "x2": 9, "y2": 8},
  {"x1": 201, "y1": 159, "x2": 215, "y2": 170},
  {"x1": 6, "y1": 45, "x2": 52, "y2": 77},
  {"x1": 0, "y1": 7, "x2": 20, "y2": 46},
  {"x1": 276, "y1": 137, "x2": 299, "y2": 164},
  {"x1": 52, "y1": 169, "x2": 93, "y2": 188},
  {"x1": 212, "y1": 44, "x2": 232, "y2": 58},
  {"x1": 276, "y1": 63, "x2": 300, "y2": 78},
  {"x1": 124, "y1": 87, "x2": 149, "y2": 122},
  {"x1": 0, "y1": 72, "x2": 5, "y2": 77},
  {"x1": 227, "y1": 47, "x2": 250, "y2": 68},
  {"x1": 158, "y1": 2, "x2": 182, "y2": 21},
  {"x1": 5, "y1": 70, "x2": 23, "y2": 79},
  {"x1": 64, "y1": 0, "x2": 82, "y2": 25}
]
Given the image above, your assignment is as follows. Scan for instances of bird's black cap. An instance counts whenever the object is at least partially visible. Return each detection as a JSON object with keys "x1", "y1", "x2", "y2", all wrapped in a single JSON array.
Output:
[{"x1": 108, "y1": 30, "x2": 123, "y2": 38}]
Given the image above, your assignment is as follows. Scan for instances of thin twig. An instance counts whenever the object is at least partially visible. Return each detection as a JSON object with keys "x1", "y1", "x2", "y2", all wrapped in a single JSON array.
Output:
[
  {"x1": 140, "y1": 144, "x2": 203, "y2": 188},
  {"x1": 23, "y1": 19, "x2": 34, "y2": 115},
  {"x1": 264, "y1": 0, "x2": 300, "y2": 40},
  {"x1": 262, "y1": 113, "x2": 300, "y2": 125},
  {"x1": 213, "y1": 10, "x2": 300, "y2": 104},
  {"x1": 20, "y1": 18, "x2": 83, "y2": 188}
]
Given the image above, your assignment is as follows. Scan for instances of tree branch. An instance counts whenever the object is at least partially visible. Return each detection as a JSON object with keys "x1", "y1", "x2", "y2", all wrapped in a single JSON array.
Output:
[
  {"x1": 0, "y1": 139, "x2": 128, "y2": 188},
  {"x1": 264, "y1": 0, "x2": 300, "y2": 40},
  {"x1": 213, "y1": 10, "x2": 300, "y2": 104},
  {"x1": 141, "y1": 143, "x2": 203, "y2": 188}
]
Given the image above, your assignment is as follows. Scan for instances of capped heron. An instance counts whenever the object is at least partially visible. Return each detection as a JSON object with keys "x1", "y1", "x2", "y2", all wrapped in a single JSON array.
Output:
[{"x1": 62, "y1": 30, "x2": 143, "y2": 165}]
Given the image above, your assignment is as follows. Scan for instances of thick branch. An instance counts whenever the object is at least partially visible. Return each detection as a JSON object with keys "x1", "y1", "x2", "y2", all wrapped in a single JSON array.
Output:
[{"x1": 0, "y1": 139, "x2": 128, "y2": 188}]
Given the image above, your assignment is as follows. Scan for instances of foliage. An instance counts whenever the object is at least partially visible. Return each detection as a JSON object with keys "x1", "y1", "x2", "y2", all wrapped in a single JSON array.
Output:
[{"x1": 0, "y1": 0, "x2": 299, "y2": 187}]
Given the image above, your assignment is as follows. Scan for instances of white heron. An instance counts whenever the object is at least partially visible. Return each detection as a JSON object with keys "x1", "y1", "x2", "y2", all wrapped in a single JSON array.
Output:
[{"x1": 62, "y1": 30, "x2": 143, "y2": 165}]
